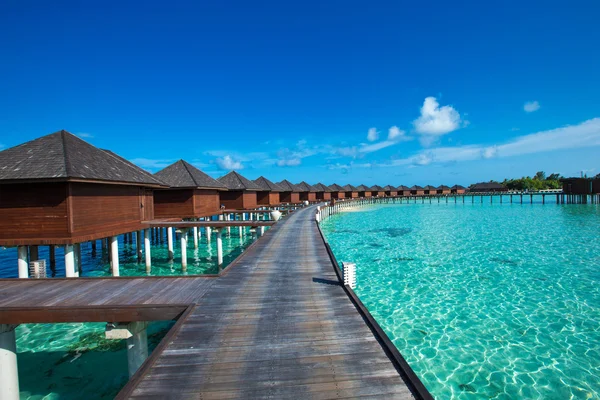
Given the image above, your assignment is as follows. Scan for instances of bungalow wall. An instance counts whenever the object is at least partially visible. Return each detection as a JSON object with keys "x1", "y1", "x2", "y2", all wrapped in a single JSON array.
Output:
[
  {"x1": 269, "y1": 192, "x2": 280, "y2": 205},
  {"x1": 386, "y1": 191, "x2": 398, "y2": 197},
  {"x1": 451, "y1": 189, "x2": 466, "y2": 194},
  {"x1": 593, "y1": 179, "x2": 600, "y2": 193},
  {"x1": 220, "y1": 191, "x2": 257, "y2": 209},
  {"x1": 0, "y1": 182, "x2": 151, "y2": 245},
  {"x1": 0, "y1": 182, "x2": 69, "y2": 244},
  {"x1": 316, "y1": 192, "x2": 331, "y2": 201},
  {"x1": 376, "y1": 191, "x2": 385, "y2": 197},
  {"x1": 331, "y1": 192, "x2": 345, "y2": 199},
  {"x1": 401, "y1": 190, "x2": 411, "y2": 196},
  {"x1": 193, "y1": 190, "x2": 221, "y2": 216},
  {"x1": 256, "y1": 191, "x2": 270, "y2": 206},
  {"x1": 411, "y1": 190, "x2": 425, "y2": 196},
  {"x1": 345, "y1": 191, "x2": 358, "y2": 198},
  {"x1": 69, "y1": 183, "x2": 147, "y2": 238},
  {"x1": 280, "y1": 192, "x2": 300, "y2": 203},
  {"x1": 563, "y1": 180, "x2": 594, "y2": 194},
  {"x1": 437, "y1": 189, "x2": 451, "y2": 195},
  {"x1": 154, "y1": 189, "x2": 194, "y2": 218}
]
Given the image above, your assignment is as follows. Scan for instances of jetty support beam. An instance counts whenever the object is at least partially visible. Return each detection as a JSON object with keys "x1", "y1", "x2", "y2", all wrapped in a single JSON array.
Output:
[
  {"x1": 105, "y1": 321, "x2": 148, "y2": 378},
  {"x1": 0, "y1": 324, "x2": 19, "y2": 400},
  {"x1": 17, "y1": 246, "x2": 28, "y2": 278},
  {"x1": 111, "y1": 236, "x2": 119, "y2": 276},
  {"x1": 144, "y1": 228, "x2": 151, "y2": 273},
  {"x1": 167, "y1": 227, "x2": 174, "y2": 260}
]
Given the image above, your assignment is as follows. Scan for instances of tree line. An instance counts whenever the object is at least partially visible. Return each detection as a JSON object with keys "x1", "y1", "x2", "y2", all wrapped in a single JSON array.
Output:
[{"x1": 501, "y1": 171, "x2": 562, "y2": 191}]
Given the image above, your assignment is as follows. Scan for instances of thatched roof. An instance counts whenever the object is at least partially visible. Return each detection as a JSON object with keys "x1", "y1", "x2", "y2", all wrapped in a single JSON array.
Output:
[
  {"x1": 383, "y1": 185, "x2": 397, "y2": 191},
  {"x1": 218, "y1": 171, "x2": 264, "y2": 191},
  {"x1": 0, "y1": 130, "x2": 165, "y2": 187},
  {"x1": 328, "y1": 183, "x2": 346, "y2": 191},
  {"x1": 295, "y1": 181, "x2": 315, "y2": 192},
  {"x1": 356, "y1": 184, "x2": 370, "y2": 191},
  {"x1": 312, "y1": 183, "x2": 333, "y2": 192},
  {"x1": 155, "y1": 160, "x2": 226, "y2": 189},
  {"x1": 253, "y1": 176, "x2": 284, "y2": 191},
  {"x1": 411, "y1": 185, "x2": 424, "y2": 190},
  {"x1": 277, "y1": 179, "x2": 302, "y2": 191}
]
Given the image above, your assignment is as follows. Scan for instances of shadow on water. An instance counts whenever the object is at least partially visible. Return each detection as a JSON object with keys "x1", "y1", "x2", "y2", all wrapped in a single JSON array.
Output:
[
  {"x1": 370, "y1": 228, "x2": 412, "y2": 238},
  {"x1": 18, "y1": 321, "x2": 174, "y2": 400}
]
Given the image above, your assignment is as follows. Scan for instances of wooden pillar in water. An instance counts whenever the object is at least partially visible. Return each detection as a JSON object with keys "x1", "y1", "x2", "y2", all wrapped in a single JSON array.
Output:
[
  {"x1": 167, "y1": 227, "x2": 174, "y2": 260},
  {"x1": 17, "y1": 246, "x2": 28, "y2": 278},
  {"x1": 136, "y1": 231, "x2": 143, "y2": 262},
  {"x1": 144, "y1": 228, "x2": 151, "y2": 274}
]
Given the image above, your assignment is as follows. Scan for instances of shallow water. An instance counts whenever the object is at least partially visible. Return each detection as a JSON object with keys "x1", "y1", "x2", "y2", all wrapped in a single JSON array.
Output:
[
  {"x1": 0, "y1": 226, "x2": 266, "y2": 278},
  {"x1": 321, "y1": 200, "x2": 600, "y2": 399},
  {"x1": 16, "y1": 321, "x2": 174, "y2": 399}
]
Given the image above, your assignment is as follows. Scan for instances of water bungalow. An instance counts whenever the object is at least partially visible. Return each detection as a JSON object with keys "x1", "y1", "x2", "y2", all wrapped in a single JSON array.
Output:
[
  {"x1": 411, "y1": 185, "x2": 425, "y2": 196},
  {"x1": 561, "y1": 177, "x2": 600, "y2": 194},
  {"x1": 217, "y1": 171, "x2": 264, "y2": 209},
  {"x1": 328, "y1": 183, "x2": 346, "y2": 199},
  {"x1": 437, "y1": 185, "x2": 451, "y2": 195},
  {"x1": 356, "y1": 184, "x2": 371, "y2": 197},
  {"x1": 384, "y1": 185, "x2": 398, "y2": 197},
  {"x1": 277, "y1": 179, "x2": 301, "y2": 203},
  {"x1": 312, "y1": 183, "x2": 333, "y2": 201},
  {"x1": 451, "y1": 184, "x2": 466, "y2": 194},
  {"x1": 397, "y1": 185, "x2": 411, "y2": 196},
  {"x1": 153, "y1": 160, "x2": 227, "y2": 219},
  {"x1": 343, "y1": 184, "x2": 359, "y2": 198},
  {"x1": 470, "y1": 182, "x2": 508, "y2": 192},
  {"x1": 253, "y1": 176, "x2": 283, "y2": 206},
  {"x1": 423, "y1": 185, "x2": 437, "y2": 195},
  {"x1": 0, "y1": 130, "x2": 166, "y2": 277},
  {"x1": 370, "y1": 185, "x2": 386, "y2": 197},
  {"x1": 295, "y1": 181, "x2": 317, "y2": 202}
]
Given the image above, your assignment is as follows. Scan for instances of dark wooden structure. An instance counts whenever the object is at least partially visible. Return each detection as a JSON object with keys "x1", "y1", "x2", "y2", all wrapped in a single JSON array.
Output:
[
  {"x1": 356, "y1": 184, "x2": 371, "y2": 197},
  {"x1": 410, "y1": 185, "x2": 425, "y2": 196},
  {"x1": 277, "y1": 180, "x2": 301, "y2": 203},
  {"x1": 0, "y1": 130, "x2": 165, "y2": 246},
  {"x1": 296, "y1": 181, "x2": 317, "y2": 202},
  {"x1": 451, "y1": 184, "x2": 466, "y2": 194},
  {"x1": 561, "y1": 178, "x2": 600, "y2": 194},
  {"x1": 328, "y1": 183, "x2": 346, "y2": 199},
  {"x1": 397, "y1": 185, "x2": 411, "y2": 196},
  {"x1": 423, "y1": 185, "x2": 437, "y2": 195},
  {"x1": 369, "y1": 185, "x2": 385, "y2": 197},
  {"x1": 153, "y1": 160, "x2": 226, "y2": 219},
  {"x1": 470, "y1": 182, "x2": 508, "y2": 192},
  {"x1": 436, "y1": 185, "x2": 451, "y2": 195},
  {"x1": 384, "y1": 185, "x2": 398, "y2": 197},
  {"x1": 253, "y1": 176, "x2": 283, "y2": 206},
  {"x1": 343, "y1": 184, "x2": 359, "y2": 198},
  {"x1": 312, "y1": 183, "x2": 333, "y2": 200},
  {"x1": 217, "y1": 171, "x2": 264, "y2": 209}
]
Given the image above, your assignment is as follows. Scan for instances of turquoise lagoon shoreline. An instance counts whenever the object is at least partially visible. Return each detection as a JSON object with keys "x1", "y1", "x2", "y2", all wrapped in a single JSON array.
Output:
[{"x1": 321, "y1": 202, "x2": 600, "y2": 399}]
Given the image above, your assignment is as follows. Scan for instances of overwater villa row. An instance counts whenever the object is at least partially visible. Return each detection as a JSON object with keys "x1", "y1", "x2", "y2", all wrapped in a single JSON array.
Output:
[{"x1": 1, "y1": 131, "x2": 600, "y2": 279}]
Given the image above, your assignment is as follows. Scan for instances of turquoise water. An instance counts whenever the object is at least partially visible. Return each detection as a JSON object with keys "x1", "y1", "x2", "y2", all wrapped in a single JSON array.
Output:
[
  {"x1": 321, "y1": 201, "x2": 600, "y2": 399},
  {"x1": 16, "y1": 320, "x2": 174, "y2": 399},
  {"x1": 0, "y1": 226, "x2": 265, "y2": 278}
]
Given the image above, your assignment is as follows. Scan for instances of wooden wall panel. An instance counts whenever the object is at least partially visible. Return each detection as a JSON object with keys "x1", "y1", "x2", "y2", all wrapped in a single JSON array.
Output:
[
  {"x1": 268, "y1": 192, "x2": 280, "y2": 205},
  {"x1": 0, "y1": 183, "x2": 69, "y2": 243},
  {"x1": 193, "y1": 190, "x2": 220, "y2": 216},
  {"x1": 242, "y1": 192, "x2": 258, "y2": 209},
  {"x1": 219, "y1": 191, "x2": 244, "y2": 209},
  {"x1": 256, "y1": 191, "x2": 270, "y2": 205},
  {"x1": 154, "y1": 189, "x2": 194, "y2": 218},
  {"x1": 332, "y1": 192, "x2": 345, "y2": 199},
  {"x1": 69, "y1": 183, "x2": 141, "y2": 236}
]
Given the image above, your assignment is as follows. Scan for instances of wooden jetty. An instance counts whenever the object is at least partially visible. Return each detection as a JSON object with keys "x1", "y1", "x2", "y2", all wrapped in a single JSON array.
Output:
[{"x1": 0, "y1": 206, "x2": 428, "y2": 399}]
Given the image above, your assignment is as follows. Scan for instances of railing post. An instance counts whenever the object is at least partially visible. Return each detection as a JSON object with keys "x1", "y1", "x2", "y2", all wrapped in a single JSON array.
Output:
[{"x1": 342, "y1": 262, "x2": 357, "y2": 289}]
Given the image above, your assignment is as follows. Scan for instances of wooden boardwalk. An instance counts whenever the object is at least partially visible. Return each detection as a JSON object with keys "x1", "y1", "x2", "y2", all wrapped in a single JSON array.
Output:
[
  {"x1": 0, "y1": 277, "x2": 215, "y2": 323},
  {"x1": 121, "y1": 206, "x2": 416, "y2": 399},
  {"x1": 0, "y1": 206, "x2": 423, "y2": 399}
]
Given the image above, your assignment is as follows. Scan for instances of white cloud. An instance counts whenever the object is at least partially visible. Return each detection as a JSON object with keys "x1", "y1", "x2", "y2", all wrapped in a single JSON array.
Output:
[
  {"x1": 130, "y1": 158, "x2": 176, "y2": 170},
  {"x1": 524, "y1": 101, "x2": 540, "y2": 113},
  {"x1": 413, "y1": 97, "x2": 464, "y2": 146},
  {"x1": 388, "y1": 118, "x2": 600, "y2": 167},
  {"x1": 77, "y1": 132, "x2": 94, "y2": 138},
  {"x1": 277, "y1": 158, "x2": 301, "y2": 167},
  {"x1": 215, "y1": 155, "x2": 244, "y2": 170},
  {"x1": 367, "y1": 127, "x2": 379, "y2": 142},
  {"x1": 388, "y1": 126, "x2": 406, "y2": 140}
]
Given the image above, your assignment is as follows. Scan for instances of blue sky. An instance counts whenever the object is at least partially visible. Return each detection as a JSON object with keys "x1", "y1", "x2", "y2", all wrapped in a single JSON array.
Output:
[{"x1": 1, "y1": 1, "x2": 599, "y2": 185}]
